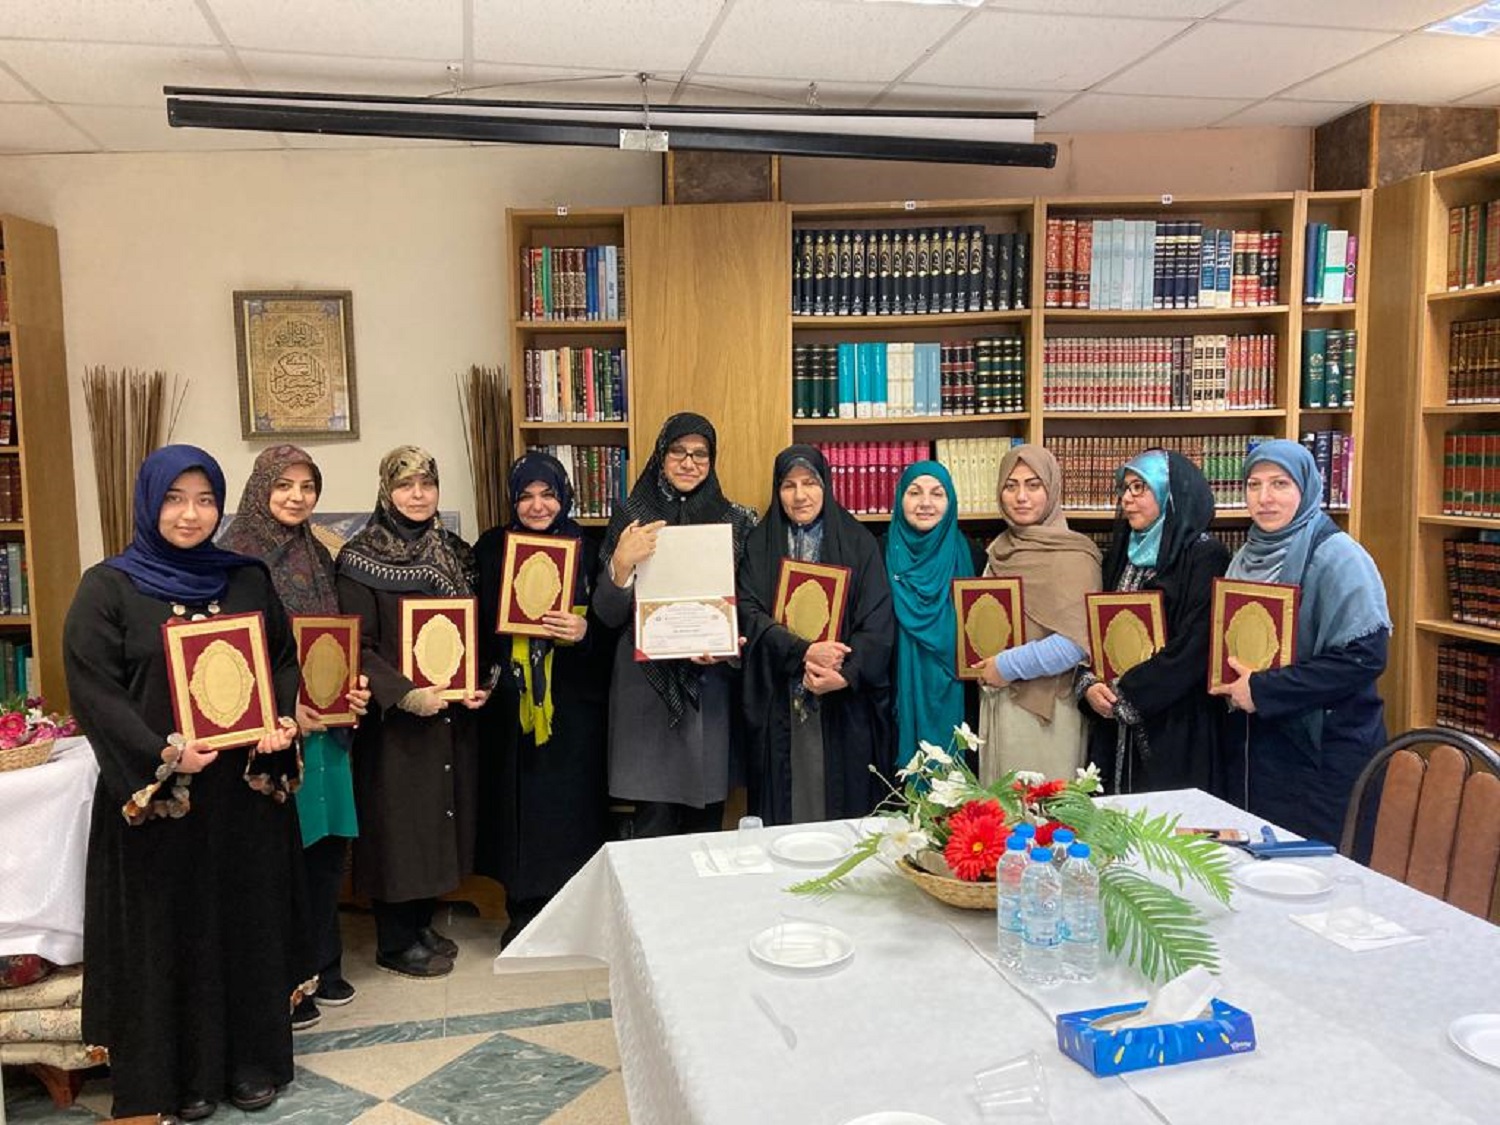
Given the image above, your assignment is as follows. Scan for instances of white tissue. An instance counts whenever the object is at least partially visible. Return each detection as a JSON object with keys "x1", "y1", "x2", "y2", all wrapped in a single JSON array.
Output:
[{"x1": 1104, "y1": 966, "x2": 1218, "y2": 1031}]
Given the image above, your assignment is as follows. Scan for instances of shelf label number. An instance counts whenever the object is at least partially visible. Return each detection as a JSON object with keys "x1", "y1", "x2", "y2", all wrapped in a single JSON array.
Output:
[{"x1": 556, "y1": 206, "x2": 570, "y2": 217}]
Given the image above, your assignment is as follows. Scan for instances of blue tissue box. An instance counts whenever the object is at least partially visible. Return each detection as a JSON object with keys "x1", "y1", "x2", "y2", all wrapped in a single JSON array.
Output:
[{"x1": 1056, "y1": 998, "x2": 1256, "y2": 1076}]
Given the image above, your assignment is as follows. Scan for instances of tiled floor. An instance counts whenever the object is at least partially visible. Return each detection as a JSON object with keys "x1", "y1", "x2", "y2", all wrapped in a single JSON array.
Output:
[{"x1": 2, "y1": 908, "x2": 630, "y2": 1124}]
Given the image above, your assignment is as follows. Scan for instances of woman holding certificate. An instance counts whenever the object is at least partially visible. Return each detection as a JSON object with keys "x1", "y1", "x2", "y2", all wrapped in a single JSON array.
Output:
[
  {"x1": 337, "y1": 447, "x2": 488, "y2": 979},
  {"x1": 475, "y1": 451, "x2": 608, "y2": 944},
  {"x1": 739, "y1": 445, "x2": 894, "y2": 824},
  {"x1": 595, "y1": 413, "x2": 758, "y2": 838},
  {"x1": 63, "y1": 444, "x2": 308, "y2": 1121},
  {"x1": 1212, "y1": 439, "x2": 1391, "y2": 843},
  {"x1": 221, "y1": 443, "x2": 371, "y2": 1028},
  {"x1": 1077, "y1": 449, "x2": 1228, "y2": 795},
  {"x1": 973, "y1": 445, "x2": 1101, "y2": 783}
]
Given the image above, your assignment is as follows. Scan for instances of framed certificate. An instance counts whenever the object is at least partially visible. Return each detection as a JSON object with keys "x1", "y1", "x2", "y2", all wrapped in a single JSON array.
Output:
[
  {"x1": 772, "y1": 559, "x2": 852, "y2": 643},
  {"x1": 953, "y1": 577, "x2": 1025, "y2": 680},
  {"x1": 291, "y1": 614, "x2": 361, "y2": 727},
  {"x1": 162, "y1": 611, "x2": 278, "y2": 750},
  {"x1": 634, "y1": 524, "x2": 738, "y2": 661},
  {"x1": 400, "y1": 596, "x2": 479, "y2": 700},
  {"x1": 1209, "y1": 578, "x2": 1299, "y2": 691},
  {"x1": 1086, "y1": 591, "x2": 1167, "y2": 680},
  {"x1": 496, "y1": 531, "x2": 580, "y2": 637}
]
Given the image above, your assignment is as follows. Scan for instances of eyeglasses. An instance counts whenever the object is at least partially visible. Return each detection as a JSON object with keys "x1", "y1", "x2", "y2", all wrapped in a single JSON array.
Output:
[
  {"x1": 666, "y1": 445, "x2": 711, "y2": 465},
  {"x1": 1118, "y1": 479, "x2": 1150, "y2": 498}
]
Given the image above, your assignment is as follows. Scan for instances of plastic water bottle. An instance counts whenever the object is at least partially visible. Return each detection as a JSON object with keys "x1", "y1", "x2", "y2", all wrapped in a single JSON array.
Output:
[
  {"x1": 995, "y1": 833, "x2": 1030, "y2": 969},
  {"x1": 1013, "y1": 821, "x2": 1036, "y2": 843},
  {"x1": 1019, "y1": 847, "x2": 1062, "y2": 987},
  {"x1": 1061, "y1": 842, "x2": 1101, "y2": 983},
  {"x1": 1049, "y1": 827, "x2": 1076, "y2": 867}
]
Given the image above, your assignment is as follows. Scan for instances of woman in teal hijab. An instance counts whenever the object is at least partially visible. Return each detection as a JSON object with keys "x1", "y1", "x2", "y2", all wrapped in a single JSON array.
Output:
[{"x1": 885, "y1": 460, "x2": 975, "y2": 766}]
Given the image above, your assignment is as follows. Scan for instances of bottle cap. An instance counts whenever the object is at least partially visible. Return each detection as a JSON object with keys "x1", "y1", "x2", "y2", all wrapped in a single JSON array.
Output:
[
  {"x1": 1053, "y1": 828, "x2": 1076, "y2": 845},
  {"x1": 1067, "y1": 842, "x2": 1091, "y2": 859},
  {"x1": 1014, "y1": 822, "x2": 1037, "y2": 837},
  {"x1": 1029, "y1": 847, "x2": 1053, "y2": 863},
  {"x1": 1006, "y1": 833, "x2": 1029, "y2": 851}
]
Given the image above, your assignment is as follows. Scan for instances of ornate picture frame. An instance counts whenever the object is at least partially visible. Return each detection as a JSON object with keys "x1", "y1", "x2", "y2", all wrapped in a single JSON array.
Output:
[
  {"x1": 233, "y1": 290, "x2": 358, "y2": 439},
  {"x1": 952, "y1": 577, "x2": 1025, "y2": 680},
  {"x1": 161, "y1": 611, "x2": 278, "y2": 750}
]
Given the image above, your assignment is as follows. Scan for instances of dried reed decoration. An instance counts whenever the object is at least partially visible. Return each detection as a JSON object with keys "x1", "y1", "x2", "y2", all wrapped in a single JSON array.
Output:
[
  {"x1": 457, "y1": 364, "x2": 511, "y2": 532},
  {"x1": 82, "y1": 366, "x2": 187, "y2": 556}
]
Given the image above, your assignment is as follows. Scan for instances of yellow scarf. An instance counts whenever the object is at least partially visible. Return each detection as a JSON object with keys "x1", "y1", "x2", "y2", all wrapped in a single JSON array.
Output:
[{"x1": 510, "y1": 605, "x2": 586, "y2": 746}]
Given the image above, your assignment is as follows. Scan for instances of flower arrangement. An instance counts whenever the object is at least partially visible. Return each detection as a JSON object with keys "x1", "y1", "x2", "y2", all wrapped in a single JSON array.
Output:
[
  {"x1": 789, "y1": 724, "x2": 1234, "y2": 982},
  {"x1": 0, "y1": 696, "x2": 77, "y2": 750}
]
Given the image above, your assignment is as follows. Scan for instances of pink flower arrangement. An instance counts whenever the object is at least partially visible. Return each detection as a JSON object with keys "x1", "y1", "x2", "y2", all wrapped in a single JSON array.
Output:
[{"x1": 0, "y1": 697, "x2": 78, "y2": 751}]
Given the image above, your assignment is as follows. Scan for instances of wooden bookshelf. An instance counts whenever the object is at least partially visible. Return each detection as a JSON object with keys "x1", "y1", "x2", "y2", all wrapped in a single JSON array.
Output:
[{"x1": 0, "y1": 214, "x2": 81, "y2": 707}]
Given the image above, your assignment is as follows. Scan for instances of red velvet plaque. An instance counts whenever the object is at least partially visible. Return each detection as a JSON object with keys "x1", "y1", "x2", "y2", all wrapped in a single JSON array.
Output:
[
  {"x1": 496, "y1": 531, "x2": 580, "y2": 638},
  {"x1": 400, "y1": 596, "x2": 479, "y2": 700},
  {"x1": 952, "y1": 577, "x2": 1026, "y2": 680},
  {"x1": 291, "y1": 614, "x2": 361, "y2": 727},
  {"x1": 162, "y1": 611, "x2": 278, "y2": 750},
  {"x1": 1209, "y1": 578, "x2": 1300, "y2": 691},
  {"x1": 771, "y1": 559, "x2": 852, "y2": 644},
  {"x1": 1086, "y1": 591, "x2": 1168, "y2": 681}
]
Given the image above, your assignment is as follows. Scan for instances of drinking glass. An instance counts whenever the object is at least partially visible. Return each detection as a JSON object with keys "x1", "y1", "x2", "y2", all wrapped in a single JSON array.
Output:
[
  {"x1": 972, "y1": 1049, "x2": 1049, "y2": 1119},
  {"x1": 734, "y1": 815, "x2": 766, "y2": 867},
  {"x1": 1325, "y1": 874, "x2": 1375, "y2": 939}
]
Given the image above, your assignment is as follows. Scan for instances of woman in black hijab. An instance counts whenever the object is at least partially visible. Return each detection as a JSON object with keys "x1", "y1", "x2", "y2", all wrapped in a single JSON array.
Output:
[
  {"x1": 593, "y1": 413, "x2": 758, "y2": 837},
  {"x1": 739, "y1": 445, "x2": 894, "y2": 824}
]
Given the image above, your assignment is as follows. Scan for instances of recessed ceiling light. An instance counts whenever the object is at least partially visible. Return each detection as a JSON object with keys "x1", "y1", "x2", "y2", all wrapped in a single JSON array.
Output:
[{"x1": 1427, "y1": 1, "x2": 1500, "y2": 37}]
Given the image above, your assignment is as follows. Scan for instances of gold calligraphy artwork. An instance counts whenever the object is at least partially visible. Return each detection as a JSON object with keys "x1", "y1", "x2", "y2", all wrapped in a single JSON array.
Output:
[
  {"x1": 303, "y1": 633, "x2": 350, "y2": 710},
  {"x1": 414, "y1": 614, "x2": 465, "y2": 688},
  {"x1": 234, "y1": 291, "x2": 358, "y2": 438},
  {"x1": 964, "y1": 593, "x2": 1012, "y2": 661},
  {"x1": 189, "y1": 639, "x2": 255, "y2": 728},
  {"x1": 515, "y1": 551, "x2": 563, "y2": 620},
  {"x1": 1226, "y1": 602, "x2": 1280, "y2": 671},
  {"x1": 785, "y1": 578, "x2": 832, "y2": 641}
]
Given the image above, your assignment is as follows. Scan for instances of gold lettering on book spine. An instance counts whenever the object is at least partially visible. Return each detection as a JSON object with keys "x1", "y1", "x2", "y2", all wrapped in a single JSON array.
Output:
[
  {"x1": 785, "y1": 578, "x2": 831, "y2": 641},
  {"x1": 1226, "y1": 601, "x2": 1279, "y2": 670},
  {"x1": 964, "y1": 593, "x2": 1011, "y2": 659},
  {"x1": 515, "y1": 551, "x2": 563, "y2": 620},
  {"x1": 1103, "y1": 611, "x2": 1154, "y2": 676},
  {"x1": 304, "y1": 633, "x2": 349, "y2": 709},
  {"x1": 190, "y1": 639, "x2": 255, "y2": 728},
  {"x1": 414, "y1": 614, "x2": 464, "y2": 688}
]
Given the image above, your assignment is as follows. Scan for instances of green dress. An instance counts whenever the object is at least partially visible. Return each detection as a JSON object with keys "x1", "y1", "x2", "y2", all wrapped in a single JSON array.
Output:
[{"x1": 297, "y1": 729, "x2": 358, "y2": 846}]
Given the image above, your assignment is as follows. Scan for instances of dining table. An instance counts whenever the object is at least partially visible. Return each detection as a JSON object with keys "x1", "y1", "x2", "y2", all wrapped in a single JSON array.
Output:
[{"x1": 496, "y1": 787, "x2": 1500, "y2": 1124}]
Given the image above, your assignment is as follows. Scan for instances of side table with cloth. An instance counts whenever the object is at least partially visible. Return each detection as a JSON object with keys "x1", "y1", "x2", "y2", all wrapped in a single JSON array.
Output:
[{"x1": 498, "y1": 789, "x2": 1500, "y2": 1125}]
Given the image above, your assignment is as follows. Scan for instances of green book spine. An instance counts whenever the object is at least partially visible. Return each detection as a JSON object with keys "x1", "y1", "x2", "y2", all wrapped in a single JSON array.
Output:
[
  {"x1": 1302, "y1": 328, "x2": 1327, "y2": 408},
  {"x1": 1342, "y1": 329, "x2": 1357, "y2": 406}
]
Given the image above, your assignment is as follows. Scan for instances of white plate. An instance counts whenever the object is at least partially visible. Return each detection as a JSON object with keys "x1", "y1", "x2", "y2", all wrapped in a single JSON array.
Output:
[
  {"x1": 840, "y1": 1115, "x2": 947, "y2": 1125},
  {"x1": 1448, "y1": 1014, "x2": 1500, "y2": 1069},
  {"x1": 1232, "y1": 861, "x2": 1333, "y2": 898},
  {"x1": 748, "y1": 920, "x2": 855, "y2": 972},
  {"x1": 770, "y1": 830, "x2": 853, "y2": 867}
]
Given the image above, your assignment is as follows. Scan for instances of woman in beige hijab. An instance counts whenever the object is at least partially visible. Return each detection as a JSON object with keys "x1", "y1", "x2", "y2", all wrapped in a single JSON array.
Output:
[{"x1": 974, "y1": 444, "x2": 1101, "y2": 782}]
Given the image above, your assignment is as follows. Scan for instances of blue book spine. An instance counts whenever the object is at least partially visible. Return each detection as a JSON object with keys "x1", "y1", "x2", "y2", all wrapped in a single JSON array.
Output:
[
  {"x1": 585, "y1": 246, "x2": 598, "y2": 319},
  {"x1": 837, "y1": 342, "x2": 858, "y2": 418}
]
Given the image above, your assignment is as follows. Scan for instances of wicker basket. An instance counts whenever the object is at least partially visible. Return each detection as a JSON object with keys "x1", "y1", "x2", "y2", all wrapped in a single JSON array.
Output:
[
  {"x1": 0, "y1": 738, "x2": 55, "y2": 774},
  {"x1": 897, "y1": 855, "x2": 997, "y2": 911}
]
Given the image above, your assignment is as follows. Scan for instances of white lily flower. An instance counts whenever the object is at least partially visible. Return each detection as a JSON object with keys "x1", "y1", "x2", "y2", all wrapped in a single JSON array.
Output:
[
  {"x1": 919, "y1": 739, "x2": 953, "y2": 767},
  {"x1": 1014, "y1": 770, "x2": 1047, "y2": 787},
  {"x1": 953, "y1": 721, "x2": 983, "y2": 752},
  {"x1": 1076, "y1": 763, "x2": 1102, "y2": 783},
  {"x1": 877, "y1": 818, "x2": 930, "y2": 859},
  {"x1": 927, "y1": 773, "x2": 970, "y2": 808}
]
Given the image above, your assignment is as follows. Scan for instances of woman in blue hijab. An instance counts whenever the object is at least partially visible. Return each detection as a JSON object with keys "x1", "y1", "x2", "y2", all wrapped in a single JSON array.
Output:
[
  {"x1": 1212, "y1": 439, "x2": 1391, "y2": 842},
  {"x1": 64, "y1": 444, "x2": 309, "y2": 1121}
]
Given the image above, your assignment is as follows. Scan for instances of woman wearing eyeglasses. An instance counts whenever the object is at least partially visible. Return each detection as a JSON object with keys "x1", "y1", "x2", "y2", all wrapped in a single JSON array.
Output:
[
  {"x1": 973, "y1": 444, "x2": 1101, "y2": 784},
  {"x1": 1077, "y1": 449, "x2": 1228, "y2": 795},
  {"x1": 594, "y1": 413, "x2": 758, "y2": 838}
]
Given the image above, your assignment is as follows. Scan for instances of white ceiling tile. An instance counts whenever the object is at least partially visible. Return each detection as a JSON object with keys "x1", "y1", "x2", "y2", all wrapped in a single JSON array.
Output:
[
  {"x1": 207, "y1": 0, "x2": 462, "y2": 61},
  {"x1": 0, "y1": 0, "x2": 217, "y2": 44},
  {"x1": 1454, "y1": 84, "x2": 1500, "y2": 106},
  {"x1": 62, "y1": 104, "x2": 282, "y2": 151},
  {"x1": 1038, "y1": 92, "x2": 1255, "y2": 133},
  {"x1": 673, "y1": 75, "x2": 883, "y2": 109},
  {"x1": 985, "y1": 0, "x2": 1221, "y2": 14},
  {"x1": 1212, "y1": 97, "x2": 1363, "y2": 128},
  {"x1": 0, "y1": 41, "x2": 240, "y2": 106},
  {"x1": 697, "y1": 0, "x2": 968, "y2": 83},
  {"x1": 473, "y1": 0, "x2": 725, "y2": 72},
  {"x1": 1216, "y1": 0, "x2": 1474, "y2": 32},
  {"x1": 1286, "y1": 32, "x2": 1500, "y2": 102},
  {"x1": 466, "y1": 64, "x2": 680, "y2": 105},
  {"x1": 0, "y1": 65, "x2": 40, "y2": 100},
  {"x1": 910, "y1": 10, "x2": 1191, "y2": 91},
  {"x1": 0, "y1": 103, "x2": 99, "y2": 152},
  {"x1": 240, "y1": 52, "x2": 463, "y2": 97},
  {"x1": 1101, "y1": 21, "x2": 1395, "y2": 99},
  {"x1": 878, "y1": 83, "x2": 1071, "y2": 114}
]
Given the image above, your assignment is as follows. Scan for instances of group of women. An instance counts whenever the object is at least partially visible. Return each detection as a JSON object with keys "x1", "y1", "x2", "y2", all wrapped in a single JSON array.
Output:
[{"x1": 60, "y1": 415, "x2": 1391, "y2": 1122}]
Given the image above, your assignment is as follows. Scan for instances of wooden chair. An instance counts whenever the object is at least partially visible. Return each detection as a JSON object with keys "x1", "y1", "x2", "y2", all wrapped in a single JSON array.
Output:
[{"x1": 1340, "y1": 726, "x2": 1500, "y2": 923}]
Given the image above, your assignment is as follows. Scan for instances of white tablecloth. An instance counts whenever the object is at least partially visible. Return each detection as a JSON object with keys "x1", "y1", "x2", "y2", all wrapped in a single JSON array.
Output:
[
  {"x1": 0, "y1": 737, "x2": 96, "y2": 964},
  {"x1": 498, "y1": 789, "x2": 1500, "y2": 1124}
]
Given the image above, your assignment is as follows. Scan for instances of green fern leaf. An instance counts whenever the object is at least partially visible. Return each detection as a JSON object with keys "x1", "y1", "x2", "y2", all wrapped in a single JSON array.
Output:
[{"x1": 1099, "y1": 865, "x2": 1221, "y2": 982}]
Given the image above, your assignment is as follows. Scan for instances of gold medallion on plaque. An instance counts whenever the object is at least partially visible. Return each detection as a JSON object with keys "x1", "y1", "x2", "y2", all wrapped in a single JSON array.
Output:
[
  {"x1": 414, "y1": 614, "x2": 464, "y2": 688},
  {"x1": 965, "y1": 593, "x2": 1011, "y2": 659},
  {"x1": 189, "y1": 639, "x2": 255, "y2": 728},
  {"x1": 515, "y1": 551, "x2": 563, "y2": 620},
  {"x1": 1226, "y1": 601, "x2": 1279, "y2": 670},
  {"x1": 303, "y1": 632, "x2": 350, "y2": 709},
  {"x1": 1103, "y1": 611, "x2": 1154, "y2": 676},
  {"x1": 785, "y1": 579, "x2": 831, "y2": 641}
]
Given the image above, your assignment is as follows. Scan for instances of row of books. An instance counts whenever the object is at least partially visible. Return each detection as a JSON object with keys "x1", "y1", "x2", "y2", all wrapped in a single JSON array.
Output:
[
  {"x1": 1443, "y1": 534, "x2": 1500, "y2": 628},
  {"x1": 518, "y1": 244, "x2": 626, "y2": 322},
  {"x1": 1298, "y1": 430, "x2": 1354, "y2": 511},
  {"x1": 791, "y1": 338, "x2": 1025, "y2": 420},
  {"x1": 935, "y1": 437, "x2": 1028, "y2": 516},
  {"x1": 0, "y1": 460, "x2": 21, "y2": 521},
  {"x1": 1441, "y1": 432, "x2": 1500, "y2": 518},
  {"x1": 1447, "y1": 317, "x2": 1500, "y2": 404},
  {"x1": 0, "y1": 640, "x2": 33, "y2": 699},
  {"x1": 1083, "y1": 526, "x2": 1249, "y2": 555},
  {"x1": 791, "y1": 227, "x2": 1031, "y2": 317},
  {"x1": 0, "y1": 337, "x2": 13, "y2": 445},
  {"x1": 524, "y1": 444, "x2": 627, "y2": 519},
  {"x1": 1045, "y1": 433, "x2": 1275, "y2": 510},
  {"x1": 1042, "y1": 219, "x2": 1282, "y2": 310},
  {"x1": 1041, "y1": 333, "x2": 1278, "y2": 412},
  {"x1": 520, "y1": 345, "x2": 628, "y2": 423},
  {"x1": 1303, "y1": 222, "x2": 1360, "y2": 305},
  {"x1": 1447, "y1": 200, "x2": 1500, "y2": 291},
  {"x1": 0, "y1": 541, "x2": 28, "y2": 614},
  {"x1": 815, "y1": 441, "x2": 932, "y2": 516},
  {"x1": 1435, "y1": 643, "x2": 1500, "y2": 741},
  {"x1": 1301, "y1": 328, "x2": 1358, "y2": 409}
]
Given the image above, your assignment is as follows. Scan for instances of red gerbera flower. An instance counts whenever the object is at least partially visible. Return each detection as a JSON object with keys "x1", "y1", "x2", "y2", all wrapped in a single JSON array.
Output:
[
  {"x1": 1026, "y1": 778, "x2": 1069, "y2": 804},
  {"x1": 948, "y1": 798, "x2": 1003, "y2": 835},
  {"x1": 944, "y1": 804, "x2": 1009, "y2": 881},
  {"x1": 1034, "y1": 819, "x2": 1075, "y2": 847}
]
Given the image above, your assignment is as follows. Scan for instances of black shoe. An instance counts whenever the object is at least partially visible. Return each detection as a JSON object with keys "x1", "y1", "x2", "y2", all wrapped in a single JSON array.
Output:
[
  {"x1": 291, "y1": 995, "x2": 321, "y2": 1030},
  {"x1": 417, "y1": 925, "x2": 459, "y2": 959},
  {"x1": 376, "y1": 942, "x2": 454, "y2": 979},
  {"x1": 178, "y1": 1097, "x2": 217, "y2": 1121},
  {"x1": 315, "y1": 977, "x2": 357, "y2": 1006},
  {"x1": 229, "y1": 1081, "x2": 278, "y2": 1112}
]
